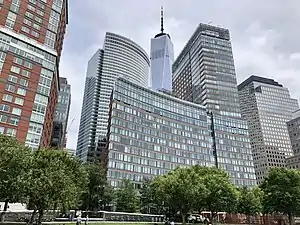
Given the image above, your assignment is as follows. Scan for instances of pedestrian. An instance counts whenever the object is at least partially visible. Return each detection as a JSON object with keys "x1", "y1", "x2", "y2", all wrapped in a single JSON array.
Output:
[
  {"x1": 170, "y1": 220, "x2": 175, "y2": 225},
  {"x1": 85, "y1": 215, "x2": 89, "y2": 225},
  {"x1": 76, "y1": 215, "x2": 82, "y2": 225}
]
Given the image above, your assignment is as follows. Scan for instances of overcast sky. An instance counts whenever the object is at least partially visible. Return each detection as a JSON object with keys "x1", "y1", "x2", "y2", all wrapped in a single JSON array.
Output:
[{"x1": 60, "y1": 0, "x2": 300, "y2": 150}]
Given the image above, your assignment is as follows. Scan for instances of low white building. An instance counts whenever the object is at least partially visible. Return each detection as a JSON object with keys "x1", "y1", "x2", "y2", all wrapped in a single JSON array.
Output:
[{"x1": 0, "y1": 202, "x2": 27, "y2": 211}]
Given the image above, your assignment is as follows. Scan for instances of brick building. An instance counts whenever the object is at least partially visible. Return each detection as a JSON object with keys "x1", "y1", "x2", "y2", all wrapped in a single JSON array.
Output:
[{"x1": 0, "y1": 0, "x2": 68, "y2": 149}]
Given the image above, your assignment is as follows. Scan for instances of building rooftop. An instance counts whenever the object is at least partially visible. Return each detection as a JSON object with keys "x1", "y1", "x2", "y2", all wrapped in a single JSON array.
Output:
[{"x1": 238, "y1": 75, "x2": 283, "y2": 91}]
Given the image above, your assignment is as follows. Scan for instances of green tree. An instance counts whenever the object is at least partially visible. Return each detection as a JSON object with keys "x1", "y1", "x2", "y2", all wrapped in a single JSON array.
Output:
[
  {"x1": 115, "y1": 179, "x2": 140, "y2": 213},
  {"x1": 140, "y1": 179, "x2": 154, "y2": 214},
  {"x1": 260, "y1": 168, "x2": 300, "y2": 225},
  {"x1": 79, "y1": 162, "x2": 114, "y2": 210},
  {"x1": 237, "y1": 186, "x2": 262, "y2": 223},
  {"x1": 202, "y1": 168, "x2": 239, "y2": 220},
  {"x1": 152, "y1": 166, "x2": 208, "y2": 224},
  {"x1": 27, "y1": 149, "x2": 87, "y2": 225},
  {"x1": 0, "y1": 135, "x2": 32, "y2": 222}
]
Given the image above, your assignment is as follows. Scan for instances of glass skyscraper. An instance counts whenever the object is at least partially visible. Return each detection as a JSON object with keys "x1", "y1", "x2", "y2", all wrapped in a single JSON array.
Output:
[
  {"x1": 238, "y1": 76, "x2": 299, "y2": 184},
  {"x1": 149, "y1": 7, "x2": 174, "y2": 92},
  {"x1": 76, "y1": 33, "x2": 150, "y2": 162},
  {"x1": 172, "y1": 23, "x2": 256, "y2": 186},
  {"x1": 105, "y1": 77, "x2": 215, "y2": 188}
]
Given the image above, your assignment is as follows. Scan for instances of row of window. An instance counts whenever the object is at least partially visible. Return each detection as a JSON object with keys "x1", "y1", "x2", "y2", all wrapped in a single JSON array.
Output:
[
  {"x1": 2, "y1": 94, "x2": 24, "y2": 106},
  {"x1": 0, "y1": 114, "x2": 19, "y2": 126},
  {"x1": 0, "y1": 126, "x2": 17, "y2": 137},
  {"x1": 5, "y1": 84, "x2": 26, "y2": 96},
  {"x1": 0, "y1": 104, "x2": 22, "y2": 116}
]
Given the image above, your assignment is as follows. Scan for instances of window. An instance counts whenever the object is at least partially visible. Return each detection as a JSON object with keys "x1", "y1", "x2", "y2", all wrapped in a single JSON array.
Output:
[
  {"x1": 17, "y1": 88, "x2": 26, "y2": 96},
  {"x1": 31, "y1": 30, "x2": 39, "y2": 38},
  {"x1": 12, "y1": 107, "x2": 22, "y2": 116},
  {"x1": 28, "y1": 122, "x2": 43, "y2": 134},
  {"x1": 2, "y1": 94, "x2": 13, "y2": 102},
  {"x1": 0, "y1": 127, "x2": 4, "y2": 134},
  {"x1": 13, "y1": 57, "x2": 23, "y2": 65},
  {"x1": 33, "y1": 23, "x2": 41, "y2": 30},
  {"x1": 0, "y1": 104, "x2": 10, "y2": 112},
  {"x1": 0, "y1": 115, "x2": 8, "y2": 123},
  {"x1": 23, "y1": 18, "x2": 32, "y2": 26},
  {"x1": 24, "y1": 61, "x2": 33, "y2": 69},
  {"x1": 6, "y1": 128, "x2": 16, "y2": 137},
  {"x1": 27, "y1": 4, "x2": 35, "y2": 11},
  {"x1": 8, "y1": 75, "x2": 18, "y2": 83},
  {"x1": 0, "y1": 52, "x2": 6, "y2": 61},
  {"x1": 9, "y1": 117, "x2": 19, "y2": 126},
  {"x1": 10, "y1": 66, "x2": 20, "y2": 74},
  {"x1": 19, "y1": 78, "x2": 28, "y2": 87},
  {"x1": 36, "y1": 10, "x2": 44, "y2": 17},
  {"x1": 35, "y1": 16, "x2": 43, "y2": 23},
  {"x1": 29, "y1": 0, "x2": 37, "y2": 4},
  {"x1": 21, "y1": 26, "x2": 30, "y2": 33},
  {"x1": 14, "y1": 97, "x2": 24, "y2": 106},
  {"x1": 5, "y1": 12, "x2": 17, "y2": 29},
  {"x1": 22, "y1": 70, "x2": 31, "y2": 78},
  {"x1": 25, "y1": 11, "x2": 34, "y2": 19},
  {"x1": 5, "y1": 84, "x2": 15, "y2": 92}
]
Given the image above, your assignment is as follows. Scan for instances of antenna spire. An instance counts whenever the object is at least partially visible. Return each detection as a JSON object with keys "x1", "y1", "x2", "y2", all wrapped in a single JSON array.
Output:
[{"x1": 160, "y1": 6, "x2": 164, "y2": 33}]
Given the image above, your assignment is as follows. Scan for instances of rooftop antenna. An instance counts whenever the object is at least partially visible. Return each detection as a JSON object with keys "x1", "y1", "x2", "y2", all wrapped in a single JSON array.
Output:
[{"x1": 160, "y1": 6, "x2": 164, "y2": 33}]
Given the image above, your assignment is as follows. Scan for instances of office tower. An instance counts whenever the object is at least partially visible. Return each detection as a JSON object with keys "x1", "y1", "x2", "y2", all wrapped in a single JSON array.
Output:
[
  {"x1": 287, "y1": 109, "x2": 300, "y2": 155},
  {"x1": 105, "y1": 77, "x2": 215, "y2": 188},
  {"x1": 76, "y1": 33, "x2": 150, "y2": 162},
  {"x1": 0, "y1": 0, "x2": 68, "y2": 149},
  {"x1": 172, "y1": 23, "x2": 256, "y2": 186},
  {"x1": 238, "y1": 75, "x2": 299, "y2": 184},
  {"x1": 50, "y1": 77, "x2": 71, "y2": 148},
  {"x1": 149, "y1": 7, "x2": 174, "y2": 92}
]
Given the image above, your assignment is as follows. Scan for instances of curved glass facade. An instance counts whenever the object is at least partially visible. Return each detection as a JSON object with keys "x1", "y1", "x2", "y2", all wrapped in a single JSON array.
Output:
[
  {"x1": 76, "y1": 33, "x2": 150, "y2": 162},
  {"x1": 106, "y1": 77, "x2": 215, "y2": 188}
]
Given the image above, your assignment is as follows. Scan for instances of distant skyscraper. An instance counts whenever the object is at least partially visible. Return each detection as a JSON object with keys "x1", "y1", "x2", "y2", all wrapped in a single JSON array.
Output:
[
  {"x1": 51, "y1": 77, "x2": 71, "y2": 148},
  {"x1": 0, "y1": 0, "x2": 68, "y2": 149},
  {"x1": 287, "y1": 109, "x2": 300, "y2": 155},
  {"x1": 173, "y1": 23, "x2": 256, "y2": 186},
  {"x1": 238, "y1": 75, "x2": 299, "y2": 184},
  {"x1": 76, "y1": 33, "x2": 150, "y2": 162},
  {"x1": 150, "y1": 7, "x2": 174, "y2": 92}
]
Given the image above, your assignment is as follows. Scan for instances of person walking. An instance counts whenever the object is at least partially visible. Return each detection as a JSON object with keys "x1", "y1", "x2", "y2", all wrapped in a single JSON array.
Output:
[
  {"x1": 76, "y1": 215, "x2": 82, "y2": 225},
  {"x1": 85, "y1": 215, "x2": 89, "y2": 225}
]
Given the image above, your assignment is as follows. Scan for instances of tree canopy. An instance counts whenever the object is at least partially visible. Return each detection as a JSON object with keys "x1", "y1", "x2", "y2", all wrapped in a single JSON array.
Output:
[
  {"x1": 0, "y1": 135, "x2": 32, "y2": 221},
  {"x1": 260, "y1": 167, "x2": 300, "y2": 225},
  {"x1": 79, "y1": 162, "x2": 114, "y2": 211},
  {"x1": 27, "y1": 149, "x2": 87, "y2": 224},
  {"x1": 115, "y1": 179, "x2": 140, "y2": 213},
  {"x1": 237, "y1": 186, "x2": 263, "y2": 222}
]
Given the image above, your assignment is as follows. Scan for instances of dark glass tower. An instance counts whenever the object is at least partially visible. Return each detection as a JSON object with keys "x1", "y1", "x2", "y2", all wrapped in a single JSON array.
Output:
[{"x1": 173, "y1": 23, "x2": 256, "y2": 186}]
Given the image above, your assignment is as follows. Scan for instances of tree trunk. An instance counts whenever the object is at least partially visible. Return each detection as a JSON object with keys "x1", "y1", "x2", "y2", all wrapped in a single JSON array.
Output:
[
  {"x1": 37, "y1": 209, "x2": 44, "y2": 225},
  {"x1": 181, "y1": 211, "x2": 186, "y2": 225},
  {"x1": 0, "y1": 200, "x2": 9, "y2": 222},
  {"x1": 29, "y1": 209, "x2": 37, "y2": 225},
  {"x1": 288, "y1": 213, "x2": 293, "y2": 225}
]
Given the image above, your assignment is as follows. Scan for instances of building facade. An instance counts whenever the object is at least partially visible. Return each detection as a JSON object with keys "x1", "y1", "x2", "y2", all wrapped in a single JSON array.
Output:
[
  {"x1": 50, "y1": 77, "x2": 70, "y2": 148},
  {"x1": 172, "y1": 23, "x2": 256, "y2": 186},
  {"x1": 286, "y1": 155, "x2": 300, "y2": 170},
  {"x1": 0, "y1": 0, "x2": 68, "y2": 149},
  {"x1": 104, "y1": 77, "x2": 256, "y2": 188},
  {"x1": 238, "y1": 75, "x2": 299, "y2": 184},
  {"x1": 76, "y1": 33, "x2": 150, "y2": 162},
  {"x1": 287, "y1": 109, "x2": 300, "y2": 155},
  {"x1": 149, "y1": 7, "x2": 174, "y2": 92},
  {"x1": 105, "y1": 77, "x2": 215, "y2": 188}
]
